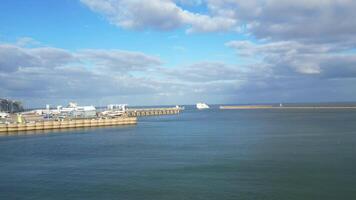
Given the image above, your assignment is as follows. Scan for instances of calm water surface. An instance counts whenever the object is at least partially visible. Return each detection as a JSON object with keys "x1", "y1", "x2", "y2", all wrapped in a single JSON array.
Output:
[{"x1": 0, "y1": 106, "x2": 356, "y2": 199}]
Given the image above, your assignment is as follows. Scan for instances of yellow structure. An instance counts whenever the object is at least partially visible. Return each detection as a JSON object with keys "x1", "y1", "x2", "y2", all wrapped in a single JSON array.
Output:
[
  {"x1": 0, "y1": 117, "x2": 137, "y2": 133},
  {"x1": 17, "y1": 114, "x2": 23, "y2": 123}
]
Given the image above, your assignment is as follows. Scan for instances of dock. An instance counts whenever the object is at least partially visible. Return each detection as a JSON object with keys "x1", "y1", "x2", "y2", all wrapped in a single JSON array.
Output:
[
  {"x1": 0, "y1": 107, "x2": 183, "y2": 133},
  {"x1": 0, "y1": 117, "x2": 137, "y2": 133},
  {"x1": 126, "y1": 107, "x2": 182, "y2": 117}
]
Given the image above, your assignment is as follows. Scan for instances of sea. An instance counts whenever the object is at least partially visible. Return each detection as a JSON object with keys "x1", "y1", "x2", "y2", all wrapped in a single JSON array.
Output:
[{"x1": 0, "y1": 105, "x2": 356, "y2": 199}]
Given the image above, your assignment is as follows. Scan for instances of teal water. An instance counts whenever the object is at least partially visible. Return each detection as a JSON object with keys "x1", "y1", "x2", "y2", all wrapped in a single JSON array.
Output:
[{"x1": 1, "y1": 106, "x2": 356, "y2": 199}]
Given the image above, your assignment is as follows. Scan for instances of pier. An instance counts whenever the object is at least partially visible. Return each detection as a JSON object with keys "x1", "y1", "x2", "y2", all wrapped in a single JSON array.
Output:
[
  {"x1": 0, "y1": 107, "x2": 183, "y2": 133},
  {"x1": 0, "y1": 117, "x2": 137, "y2": 133},
  {"x1": 220, "y1": 105, "x2": 356, "y2": 110},
  {"x1": 126, "y1": 107, "x2": 182, "y2": 117}
]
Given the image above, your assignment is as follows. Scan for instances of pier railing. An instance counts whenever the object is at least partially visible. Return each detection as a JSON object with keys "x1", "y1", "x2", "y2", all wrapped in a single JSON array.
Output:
[{"x1": 126, "y1": 107, "x2": 182, "y2": 117}]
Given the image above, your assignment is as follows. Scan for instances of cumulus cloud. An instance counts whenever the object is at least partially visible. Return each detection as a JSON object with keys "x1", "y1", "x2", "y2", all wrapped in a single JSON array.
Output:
[
  {"x1": 0, "y1": 43, "x2": 161, "y2": 73},
  {"x1": 79, "y1": 0, "x2": 356, "y2": 92},
  {"x1": 226, "y1": 40, "x2": 356, "y2": 78},
  {"x1": 80, "y1": 0, "x2": 356, "y2": 42},
  {"x1": 0, "y1": 40, "x2": 168, "y2": 106},
  {"x1": 80, "y1": 0, "x2": 356, "y2": 87},
  {"x1": 3, "y1": 0, "x2": 356, "y2": 106},
  {"x1": 208, "y1": 0, "x2": 356, "y2": 42},
  {"x1": 80, "y1": 0, "x2": 236, "y2": 33},
  {"x1": 16, "y1": 37, "x2": 41, "y2": 47},
  {"x1": 1, "y1": 35, "x2": 356, "y2": 106},
  {"x1": 0, "y1": 44, "x2": 78, "y2": 72},
  {"x1": 160, "y1": 62, "x2": 245, "y2": 82},
  {"x1": 0, "y1": 40, "x2": 258, "y2": 105},
  {"x1": 77, "y1": 49, "x2": 162, "y2": 72},
  {"x1": 0, "y1": 45, "x2": 38, "y2": 72}
]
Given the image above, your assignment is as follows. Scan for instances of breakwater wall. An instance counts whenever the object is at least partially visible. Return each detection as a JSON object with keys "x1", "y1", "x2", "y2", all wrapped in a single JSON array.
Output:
[
  {"x1": 220, "y1": 105, "x2": 274, "y2": 109},
  {"x1": 126, "y1": 107, "x2": 182, "y2": 117},
  {"x1": 220, "y1": 105, "x2": 356, "y2": 110},
  {"x1": 0, "y1": 117, "x2": 137, "y2": 133}
]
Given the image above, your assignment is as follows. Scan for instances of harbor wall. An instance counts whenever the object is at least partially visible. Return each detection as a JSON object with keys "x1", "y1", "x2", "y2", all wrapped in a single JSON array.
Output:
[
  {"x1": 220, "y1": 105, "x2": 274, "y2": 109},
  {"x1": 0, "y1": 117, "x2": 137, "y2": 133},
  {"x1": 220, "y1": 105, "x2": 356, "y2": 110}
]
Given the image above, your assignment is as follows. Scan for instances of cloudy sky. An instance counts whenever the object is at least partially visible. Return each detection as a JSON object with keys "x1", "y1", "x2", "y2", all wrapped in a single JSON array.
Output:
[{"x1": 1, "y1": 0, "x2": 356, "y2": 107}]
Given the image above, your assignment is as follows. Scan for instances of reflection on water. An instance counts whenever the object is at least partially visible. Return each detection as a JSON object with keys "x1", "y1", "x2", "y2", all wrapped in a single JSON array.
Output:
[{"x1": 0, "y1": 124, "x2": 137, "y2": 137}]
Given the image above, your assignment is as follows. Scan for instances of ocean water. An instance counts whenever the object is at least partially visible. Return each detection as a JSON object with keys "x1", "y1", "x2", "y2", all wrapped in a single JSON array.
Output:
[{"x1": 0, "y1": 106, "x2": 356, "y2": 199}]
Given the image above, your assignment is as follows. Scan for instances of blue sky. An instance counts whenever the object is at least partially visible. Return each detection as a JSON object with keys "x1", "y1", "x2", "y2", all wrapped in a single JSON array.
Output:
[
  {"x1": 0, "y1": 0, "x2": 240, "y2": 66},
  {"x1": 1, "y1": 0, "x2": 356, "y2": 107}
]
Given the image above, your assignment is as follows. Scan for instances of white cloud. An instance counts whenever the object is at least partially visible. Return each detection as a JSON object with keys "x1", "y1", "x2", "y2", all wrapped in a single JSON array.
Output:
[
  {"x1": 77, "y1": 49, "x2": 162, "y2": 72},
  {"x1": 160, "y1": 62, "x2": 245, "y2": 82},
  {"x1": 2, "y1": 36, "x2": 356, "y2": 106},
  {"x1": 80, "y1": 0, "x2": 236, "y2": 33},
  {"x1": 16, "y1": 37, "x2": 41, "y2": 47},
  {"x1": 0, "y1": 45, "x2": 76, "y2": 72},
  {"x1": 0, "y1": 41, "x2": 168, "y2": 106},
  {"x1": 226, "y1": 39, "x2": 356, "y2": 78},
  {"x1": 81, "y1": 0, "x2": 356, "y2": 43},
  {"x1": 208, "y1": 0, "x2": 356, "y2": 43}
]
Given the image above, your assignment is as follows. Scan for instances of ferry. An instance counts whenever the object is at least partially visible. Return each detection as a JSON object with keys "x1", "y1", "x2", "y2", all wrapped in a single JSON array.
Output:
[
  {"x1": 101, "y1": 104, "x2": 127, "y2": 117},
  {"x1": 196, "y1": 103, "x2": 209, "y2": 110}
]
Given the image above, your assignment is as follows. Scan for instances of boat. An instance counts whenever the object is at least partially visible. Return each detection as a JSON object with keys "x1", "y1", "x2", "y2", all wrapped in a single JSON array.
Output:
[
  {"x1": 0, "y1": 112, "x2": 9, "y2": 119},
  {"x1": 101, "y1": 104, "x2": 127, "y2": 117},
  {"x1": 196, "y1": 103, "x2": 209, "y2": 109},
  {"x1": 42, "y1": 102, "x2": 97, "y2": 118}
]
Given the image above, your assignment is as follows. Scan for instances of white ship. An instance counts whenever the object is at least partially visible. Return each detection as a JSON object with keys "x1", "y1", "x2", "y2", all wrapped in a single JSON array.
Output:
[
  {"x1": 0, "y1": 112, "x2": 9, "y2": 119},
  {"x1": 101, "y1": 104, "x2": 127, "y2": 117},
  {"x1": 38, "y1": 102, "x2": 97, "y2": 118},
  {"x1": 196, "y1": 102, "x2": 210, "y2": 110}
]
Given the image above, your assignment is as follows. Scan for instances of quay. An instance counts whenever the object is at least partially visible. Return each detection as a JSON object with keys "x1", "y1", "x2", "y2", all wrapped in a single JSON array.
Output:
[
  {"x1": 0, "y1": 117, "x2": 137, "y2": 133},
  {"x1": 126, "y1": 107, "x2": 182, "y2": 117},
  {"x1": 0, "y1": 105, "x2": 183, "y2": 133}
]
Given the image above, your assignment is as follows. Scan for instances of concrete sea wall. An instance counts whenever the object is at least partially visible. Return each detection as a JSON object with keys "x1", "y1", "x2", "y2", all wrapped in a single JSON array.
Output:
[
  {"x1": 220, "y1": 105, "x2": 356, "y2": 110},
  {"x1": 0, "y1": 117, "x2": 137, "y2": 133}
]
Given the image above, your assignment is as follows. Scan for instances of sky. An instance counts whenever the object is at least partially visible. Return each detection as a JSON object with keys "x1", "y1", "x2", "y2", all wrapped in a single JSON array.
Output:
[{"x1": 1, "y1": 0, "x2": 356, "y2": 108}]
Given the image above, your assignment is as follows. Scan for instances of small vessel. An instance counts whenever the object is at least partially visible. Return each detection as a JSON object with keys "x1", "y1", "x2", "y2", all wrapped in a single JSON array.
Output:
[
  {"x1": 101, "y1": 104, "x2": 127, "y2": 117},
  {"x1": 196, "y1": 103, "x2": 209, "y2": 110},
  {"x1": 0, "y1": 112, "x2": 9, "y2": 119}
]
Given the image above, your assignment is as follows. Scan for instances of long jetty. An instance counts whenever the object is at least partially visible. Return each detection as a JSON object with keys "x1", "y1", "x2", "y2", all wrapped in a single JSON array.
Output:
[
  {"x1": 126, "y1": 107, "x2": 182, "y2": 117},
  {"x1": 0, "y1": 117, "x2": 137, "y2": 133},
  {"x1": 220, "y1": 105, "x2": 356, "y2": 110}
]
